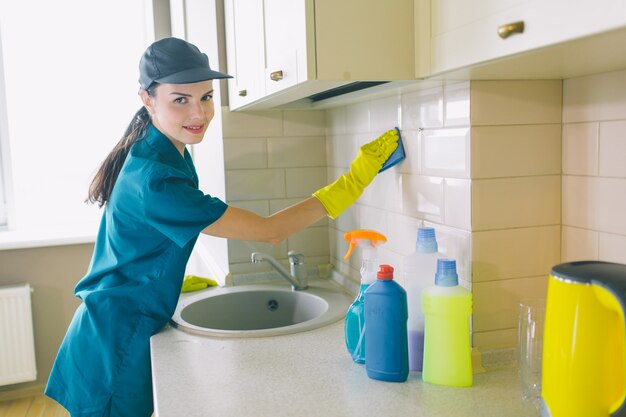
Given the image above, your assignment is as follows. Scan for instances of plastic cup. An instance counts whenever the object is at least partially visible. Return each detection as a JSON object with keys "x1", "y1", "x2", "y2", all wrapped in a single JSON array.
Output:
[{"x1": 518, "y1": 299, "x2": 545, "y2": 409}]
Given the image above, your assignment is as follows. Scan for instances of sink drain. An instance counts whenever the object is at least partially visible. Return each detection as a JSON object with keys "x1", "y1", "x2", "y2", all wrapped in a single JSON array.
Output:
[{"x1": 266, "y1": 299, "x2": 279, "y2": 311}]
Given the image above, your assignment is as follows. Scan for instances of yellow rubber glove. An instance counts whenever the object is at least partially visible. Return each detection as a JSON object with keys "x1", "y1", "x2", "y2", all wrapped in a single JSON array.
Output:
[
  {"x1": 181, "y1": 275, "x2": 218, "y2": 293},
  {"x1": 313, "y1": 129, "x2": 399, "y2": 219}
]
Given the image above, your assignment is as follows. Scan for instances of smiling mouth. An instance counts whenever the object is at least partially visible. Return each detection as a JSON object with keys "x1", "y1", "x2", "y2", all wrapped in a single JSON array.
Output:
[{"x1": 183, "y1": 125, "x2": 204, "y2": 134}]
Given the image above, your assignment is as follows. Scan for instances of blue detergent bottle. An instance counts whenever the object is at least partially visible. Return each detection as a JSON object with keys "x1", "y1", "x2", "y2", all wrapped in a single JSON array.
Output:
[
  {"x1": 343, "y1": 230, "x2": 387, "y2": 364},
  {"x1": 364, "y1": 264, "x2": 409, "y2": 382}
]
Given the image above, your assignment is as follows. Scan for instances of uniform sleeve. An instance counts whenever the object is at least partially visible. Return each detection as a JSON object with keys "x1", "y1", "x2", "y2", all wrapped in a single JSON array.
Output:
[{"x1": 142, "y1": 168, "x2": 228, "y2": 248}]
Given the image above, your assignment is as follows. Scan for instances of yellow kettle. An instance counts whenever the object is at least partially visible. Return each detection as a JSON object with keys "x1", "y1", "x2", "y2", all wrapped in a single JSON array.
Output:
[{"x1": 542, "y1": 261, "x2": 626, "y2": 417}]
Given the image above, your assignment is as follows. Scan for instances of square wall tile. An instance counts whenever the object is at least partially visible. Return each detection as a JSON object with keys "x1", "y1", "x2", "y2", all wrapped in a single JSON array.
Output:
[
  {"x1": 472, "y1": 176, "x2": 561, "y2": 231},
  {"x1": 397, "y1": 129, "x2": 419, "y2": 175},
  {"x1": 562, "y1": 122, "x2": 599, "y2": 176},
  {"x1": 599, "y1": 232, "x2": 626, "y2": 264},
  {"x1": 472, "y1": 226, "x2": 560, "y2": 282},
  {"x1": 562, "y1": 175, "x2": 595, "y2": 230},
  {"x1": 268, "y1": 136, "x2": 326, "y2": 168},
  {"x1": 444, "y1": 178, "x2": 471, "y2": 230},
  {"x1": 334, "y1": 203, "x2": 359, "y2": 234},
  {"x1": 325, "y1": 107, "x2": 346, "y2": 135},
  {"x1": 471, "y1": 124, "x2": 561, "y2": 179},
  {"x1": 443, "y1": 82, "x2": 470, "y2": 127},
  {"x1": 593, "y1": 178, "x2": 626, "y2": 235},
  {"x1": 360, "y1": 171, "x2": 403, "y2": 214},
  {"x1": 563, "y1": 69, "x2": 626, "y2": 123},
  {"x1": 599, "y1": 120, "x2": 626, "y2": 178},
  {"x1": 561, "y1": 226, "x2": 598, "y2": 262},
  {"x1": 401, "y1": 174, "x2": 444, "y2": 222},
  {"x1": 470, "y1": 80, "x2": 562, "y2": 126},
  {"x1": 358, "y1": 205, "x2": 390, "y2": 237},
  {"x1": 401, "y1": 86, "x2": 444, "y2": 130},
  {"x1": 327, "y1": 134, "x2": 358, "y2": 168},
  {"x1": 385, "y1": 213, "x2": 423, "y2": 257},
  {"x1": 283, "y1": 110, "x2": 326, "y2": 136},
  {"x1": 223, "y1": 138, "x2": 267, "y2": 170},
  {"x1": 562, "y1": 176, "x2": 626, "y2": 235},
  {"x1": 369, "y1": 94, "x2": 401, "y2": 134},
  {"x1": 473, "y1": 276, "x2": 548, "y2": 332},
  {"x1": 423, "y1": 221, "x2": 472, "y2": 284},
  {"x1": 221, "y1": 106, "x2": 283, "y2": 138},
  {"x1": 287, "y1": 226, "x2": 330, "y2": 257},
  {"x1": 421, "y1": 127, "x2": 470, "y2": 178},
  {"x1": 225, "y1": 169, "x2": 285, "y2": 201},
  {"x1": 285, "y1": 167, "x2": 327, "y2": 198},
  {"x1": 345, "y1": 101, "x2": 370, "y2": 134},
  {"x1": 473, "y1": 329, "x2": 518, "y2": 350},
  {"x1": 228, "y1": 239, "x2": 287, "y2": 264}
]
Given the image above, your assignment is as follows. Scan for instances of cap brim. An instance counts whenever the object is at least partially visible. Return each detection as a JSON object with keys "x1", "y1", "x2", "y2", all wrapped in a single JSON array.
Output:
[{"x1": 155, "y1": 67, "x2": 233, "y2": 85}]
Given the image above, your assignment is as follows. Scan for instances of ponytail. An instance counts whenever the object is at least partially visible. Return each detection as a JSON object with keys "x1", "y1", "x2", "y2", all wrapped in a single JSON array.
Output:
[{"x1": 87, "y1": 96, "x2": 153, "y2": 207}]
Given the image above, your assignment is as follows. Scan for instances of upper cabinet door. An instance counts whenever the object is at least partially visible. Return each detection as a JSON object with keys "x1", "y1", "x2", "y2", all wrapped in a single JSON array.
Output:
[
  {"x1": 224, "y1": 0, "x2": 265, "y2": 109},
  {"x1": 225, "y1": 0, "x2": 417, "y2": 110},
  {"x1": 430, "y1": 0, "x2": 626, "y2": 77},
  {"x1": 263, "y1": 0, "x2": 308, "y2": 96}
]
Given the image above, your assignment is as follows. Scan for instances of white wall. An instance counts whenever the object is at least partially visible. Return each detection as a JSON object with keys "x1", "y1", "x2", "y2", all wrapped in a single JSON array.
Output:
[{"x1": 561, "y1": 69, "x2": 626, "y2": 264}]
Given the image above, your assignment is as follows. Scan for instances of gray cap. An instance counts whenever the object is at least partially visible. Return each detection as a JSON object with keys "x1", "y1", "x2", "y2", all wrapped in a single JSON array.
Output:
[{"x1": 139, "y1": 37, "x2": 232, "y2": 90}]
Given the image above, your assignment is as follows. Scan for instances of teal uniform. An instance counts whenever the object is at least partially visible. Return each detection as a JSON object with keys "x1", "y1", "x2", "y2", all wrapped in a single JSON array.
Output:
[{"x1": 45, "y1": 124, "x2": 227, "y2": 417}]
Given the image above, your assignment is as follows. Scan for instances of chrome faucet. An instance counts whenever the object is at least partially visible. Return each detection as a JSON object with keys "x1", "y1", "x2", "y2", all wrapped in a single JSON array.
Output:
[{"x1": 251, "y1": 250, "x2": 308, "y2": 290}]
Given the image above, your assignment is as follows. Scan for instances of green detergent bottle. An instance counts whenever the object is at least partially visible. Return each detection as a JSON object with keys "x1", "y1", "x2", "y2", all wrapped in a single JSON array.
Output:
[{"x1": 422, "y1": 259, "x2": 472, "y2": 387}]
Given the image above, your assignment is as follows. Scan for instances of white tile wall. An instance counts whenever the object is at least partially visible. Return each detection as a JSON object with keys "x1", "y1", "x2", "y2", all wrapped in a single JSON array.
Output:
[
  {"x1": 222, "y1": 107, "x2": 329, "y2": 274},
  {"x1": 326, "y1": 82, "x2": 472, "y2": 294},
  {"x1": 561, "y1": 69, "x2": 626, "y2": 264},
  {"x1": 220, "y1": 70, "x2": 626, "y2": 354}
]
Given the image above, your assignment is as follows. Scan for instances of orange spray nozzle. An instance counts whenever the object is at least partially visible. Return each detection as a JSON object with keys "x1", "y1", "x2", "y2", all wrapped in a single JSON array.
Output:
[{"x1": 343, "y1": 230, "x2": 387, "y2": 260}]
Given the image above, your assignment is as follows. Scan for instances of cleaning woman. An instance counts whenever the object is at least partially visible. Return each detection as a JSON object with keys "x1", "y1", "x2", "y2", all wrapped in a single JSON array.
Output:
[{"x1": 45, "y1": 37, "x2": 398, "y2": 417}]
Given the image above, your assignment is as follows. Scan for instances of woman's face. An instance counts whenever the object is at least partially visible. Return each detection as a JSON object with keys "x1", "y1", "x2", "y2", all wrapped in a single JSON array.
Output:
[{"x1": 141, "y1": 80, "x2": 215, "y2": 154}]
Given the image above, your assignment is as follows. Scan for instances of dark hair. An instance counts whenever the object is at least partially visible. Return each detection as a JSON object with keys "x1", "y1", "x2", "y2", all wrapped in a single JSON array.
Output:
[{"x1": 87, "y1": 87, "x2": 156, "y2": 207}]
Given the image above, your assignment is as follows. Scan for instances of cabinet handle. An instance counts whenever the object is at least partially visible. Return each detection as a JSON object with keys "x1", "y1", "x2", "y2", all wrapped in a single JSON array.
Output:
[
  {"x1": 270, "y1": 70, "x2": 284, "y2": 82},
  {"x1": 238, "y1": 89, "x2": 247, "y2": 97},
  {"x1": 497, "y1": 21, "x2": 525, "y2": 39}
]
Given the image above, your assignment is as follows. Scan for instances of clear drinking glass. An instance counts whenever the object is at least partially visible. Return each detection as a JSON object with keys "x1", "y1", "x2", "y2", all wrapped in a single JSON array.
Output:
[{"x1": 518, "y1": 299, "x2": 546, "y2": 409}]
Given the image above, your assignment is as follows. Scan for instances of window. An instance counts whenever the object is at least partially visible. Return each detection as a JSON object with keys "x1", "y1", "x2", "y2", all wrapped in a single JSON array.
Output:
[
  {"x1": 0, "y1": 1, "x2": 154, "y2": 244},
  {"x1": 0, "y1": 28, "x2": 10, "y2": 229}
]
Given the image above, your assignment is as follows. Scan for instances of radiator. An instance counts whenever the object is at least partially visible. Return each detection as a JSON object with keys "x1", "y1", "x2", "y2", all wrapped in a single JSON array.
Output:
[{"x1": 0, "y1": 284, "x2": 37, "y2": 386}]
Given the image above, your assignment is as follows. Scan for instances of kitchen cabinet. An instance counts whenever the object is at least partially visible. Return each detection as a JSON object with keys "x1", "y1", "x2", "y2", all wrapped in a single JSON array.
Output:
[
  {"x1": 223, "y1": 0, "x2": 265, "y2": 109},
  {"x1": 224, "y1": 0, "x2": 419, "y2": 110},
  {"x1": 430, "y1": 0, "x2": 626, "y2": 79}
]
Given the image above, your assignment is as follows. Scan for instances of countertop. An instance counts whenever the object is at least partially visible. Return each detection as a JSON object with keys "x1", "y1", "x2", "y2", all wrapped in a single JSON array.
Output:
[{"x1": 151, "y1": 285, "x2": 538, "y2": 417}]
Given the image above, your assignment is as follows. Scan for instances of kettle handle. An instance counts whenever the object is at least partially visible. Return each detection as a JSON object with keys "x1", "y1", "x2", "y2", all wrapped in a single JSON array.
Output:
[{"x1": 596, "y1": 278, "x2": 626, "y2": 417}]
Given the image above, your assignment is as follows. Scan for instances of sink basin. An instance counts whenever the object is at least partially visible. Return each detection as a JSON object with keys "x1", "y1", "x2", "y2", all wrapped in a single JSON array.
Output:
[{"x1": 170, "y1": 280, "x2": 352, "y2": 337}]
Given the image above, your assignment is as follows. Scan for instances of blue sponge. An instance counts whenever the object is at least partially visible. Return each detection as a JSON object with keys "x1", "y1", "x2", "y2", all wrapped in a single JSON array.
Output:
[{"x1": 379, "y1": 127, "x2": 406, "y2": 173}]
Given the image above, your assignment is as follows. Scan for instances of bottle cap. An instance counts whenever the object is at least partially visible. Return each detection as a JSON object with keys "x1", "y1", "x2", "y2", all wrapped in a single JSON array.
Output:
[
  {"x1": 416, "y1": 227, "x2": 438, "y2": 253},
  {"x1": 343, "y1": 230, "x2": 387, "y2": 260},
  {"x1": 377, "y1": 264, "x2": 394, "y2": 280},
  {"x1": 435, "y1": 259, "x2": 458, "y2": 287}
]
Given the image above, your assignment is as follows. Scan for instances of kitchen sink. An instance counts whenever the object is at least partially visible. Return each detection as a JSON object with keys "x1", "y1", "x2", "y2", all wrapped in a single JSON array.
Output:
[{"x1": 170, "y1": 280, "x2": 352, "y2": 337}]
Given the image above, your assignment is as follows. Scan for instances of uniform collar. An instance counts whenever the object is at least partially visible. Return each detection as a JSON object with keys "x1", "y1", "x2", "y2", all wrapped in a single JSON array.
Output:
[{"x1": 144, "y1": 123, "x2": 197, "y2": 181}]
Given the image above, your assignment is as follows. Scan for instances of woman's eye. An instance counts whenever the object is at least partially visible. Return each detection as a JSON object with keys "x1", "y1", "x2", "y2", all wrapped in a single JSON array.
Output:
[
  {"x1": 202, "y1": 94, "x2": 214, "y2": 101},
  {"x1": 174, "y1": 97, "x2": 187, "y2": 104}
]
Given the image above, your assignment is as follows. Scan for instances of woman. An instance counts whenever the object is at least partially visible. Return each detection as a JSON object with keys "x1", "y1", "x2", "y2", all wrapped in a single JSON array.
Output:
[{"x1": 45, "y1": 37, "x2": 398, "y2": 417}]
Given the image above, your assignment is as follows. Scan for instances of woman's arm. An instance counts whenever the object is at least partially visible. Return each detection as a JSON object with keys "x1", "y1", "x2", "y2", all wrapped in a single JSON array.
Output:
[
  {"x1": 203, "y1": 129, "x2": 399, "y2": 245},
  {"x1": 201, "y1": 197, "x2": 327, "y2": 245}
]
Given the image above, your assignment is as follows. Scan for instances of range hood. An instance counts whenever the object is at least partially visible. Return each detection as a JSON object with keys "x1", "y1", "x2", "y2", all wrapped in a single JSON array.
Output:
[{"x1": 227, "y1": 80, "x2": 395, "y2": 111}]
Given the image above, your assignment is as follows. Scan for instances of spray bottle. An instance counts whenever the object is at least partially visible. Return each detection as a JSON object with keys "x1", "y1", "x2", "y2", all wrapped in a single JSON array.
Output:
[{"x1": 343, "y1": 229, "x2": 387, "y2": 364}]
